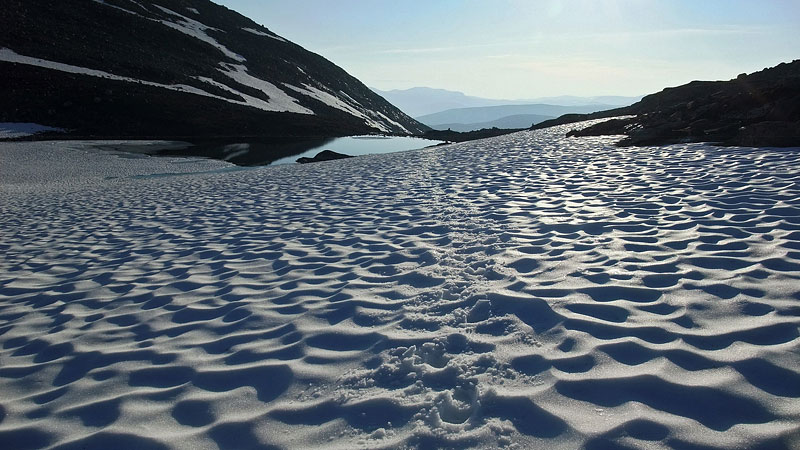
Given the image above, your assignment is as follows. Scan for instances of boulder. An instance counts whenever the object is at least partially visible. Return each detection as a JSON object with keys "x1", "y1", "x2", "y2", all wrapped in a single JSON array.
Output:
[{"x1": 296, "y1": 150, "x2": 353, "y2": 164}]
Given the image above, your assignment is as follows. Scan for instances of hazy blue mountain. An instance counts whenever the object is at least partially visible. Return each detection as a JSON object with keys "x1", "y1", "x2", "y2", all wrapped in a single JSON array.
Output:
[
  {"x1": 524, "y1": 95, "x2": 642, "y2": 107},
  {"x1": 372, "y1": 87, "x2": 641, "y2": 118},
  {"x1": 430, "y1": 114, "x2": 555, "y2": 132},
  {"x1": 372, "y1": 87, "x2": 531, "y2": 117},
  {"x1": 416, "y1": 104, "x2": 615, "y2": 129}
]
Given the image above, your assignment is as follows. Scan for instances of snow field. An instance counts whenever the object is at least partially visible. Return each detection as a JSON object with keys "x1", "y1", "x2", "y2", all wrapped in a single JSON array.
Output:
[{"x1": 1, "y1": 122, "x2": 799, "y2": 449}]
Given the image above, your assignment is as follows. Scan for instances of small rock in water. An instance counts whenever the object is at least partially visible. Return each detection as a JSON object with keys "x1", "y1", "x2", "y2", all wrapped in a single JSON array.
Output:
[{"x1": 297, "y1": 150, "x2": 353, "y2": 164}]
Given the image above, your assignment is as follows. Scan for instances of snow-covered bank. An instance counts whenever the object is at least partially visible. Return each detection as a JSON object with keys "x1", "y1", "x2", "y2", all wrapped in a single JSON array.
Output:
[
  {"x1": 1, "y1": 123, "x2": 799, "y2": 449},
  {"x1": 0, "y1": 123, "x2": 64, "y2": 140}
]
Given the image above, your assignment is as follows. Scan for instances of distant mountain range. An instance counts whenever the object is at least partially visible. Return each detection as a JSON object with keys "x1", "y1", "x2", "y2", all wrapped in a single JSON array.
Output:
[
  {"x1": 430, "y1": 114, "x2": 554, "y2": 132},
  {"x1": 415, "y1": 103, "x2": 618, "y2": 132},
  {"x1": 372, "y1": 87, "x2": 528, "y2": 118},
  {"x1": 0, "y1": 0, "x2": 428, "y2": 138},
  {"x1": 372, "y1": 86, "x2": 641, "y2": 118},
  {"x1": 519, "y1": 95, "x2": 644, "y2": 107},
  {"x1": 372, "y1": 87, "x2": 641, "y2": 132}
]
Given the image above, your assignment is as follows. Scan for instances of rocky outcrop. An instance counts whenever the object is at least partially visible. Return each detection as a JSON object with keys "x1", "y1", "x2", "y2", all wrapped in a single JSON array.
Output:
[
  {"x1": 296, "y1": 150, "x2": 353, "y2": 164},
  {"x1": 538, "y1": 60, "x2": 800, "y2": 148}
]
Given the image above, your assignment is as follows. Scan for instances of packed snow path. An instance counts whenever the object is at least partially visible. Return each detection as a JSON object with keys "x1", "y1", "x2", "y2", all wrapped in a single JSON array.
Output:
[{"x1": 1, "y1": 124, "x2": 799, "y2": 449}]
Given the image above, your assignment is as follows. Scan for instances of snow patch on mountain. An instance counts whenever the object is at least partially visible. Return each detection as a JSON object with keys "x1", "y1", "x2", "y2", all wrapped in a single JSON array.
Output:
[
  {"x1": 0, "y1": 48, "x2": 311, "y2": 116},
  {"x1": 0, "y1": 48, "x2": 203, "y2": 94},
  {"x1": 91, "y1": 0, "x2": 140, "y2": 16},
  {"x1": 90, "y1": 1, "x2": 245, "y2": 63},
  {"x1": 373, "y1": 111, "x2": 413, "y2": 134},
  {"x1": 214, "y1": 63, "x2": 312, "y2": 114},
  {"x1": 152, "y1": 4, "x2": 246, "y2": 62},
  {"x1": 242, "y1": 27, "x2": 287, "y2": 42},
  {"x1": 0, "y1": 47, "x2": 386, "y2": 120},
  {"x1": 285, "y1": 83, "x2": 394, "y2": 132}
]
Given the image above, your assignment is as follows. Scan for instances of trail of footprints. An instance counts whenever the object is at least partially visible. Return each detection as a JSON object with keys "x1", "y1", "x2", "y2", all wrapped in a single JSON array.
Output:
[{"x1": 1, "y1": 123, "x2": 799, "y2": 449}]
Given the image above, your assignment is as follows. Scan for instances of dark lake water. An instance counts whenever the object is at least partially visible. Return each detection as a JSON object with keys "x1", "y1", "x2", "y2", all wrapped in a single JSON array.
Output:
[{"x1": 139, "y1": 135, "x2": 445, "y2": 166}]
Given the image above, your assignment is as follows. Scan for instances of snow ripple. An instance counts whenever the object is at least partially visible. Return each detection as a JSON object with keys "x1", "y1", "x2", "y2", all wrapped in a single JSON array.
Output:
[{"x1": 1, "y1": 122, "x2": 799, "y2": 449}]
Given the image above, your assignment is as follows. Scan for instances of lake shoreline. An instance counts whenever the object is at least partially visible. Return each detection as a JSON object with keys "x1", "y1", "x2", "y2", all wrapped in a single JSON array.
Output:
[{"x1": 0, "y1": 133, "x2": 450, "y2": 167}]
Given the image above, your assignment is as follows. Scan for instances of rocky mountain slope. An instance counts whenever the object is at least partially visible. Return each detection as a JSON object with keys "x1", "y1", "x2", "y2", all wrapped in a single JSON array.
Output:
[
  {"x1": 533, "y1": 60, "x2": 800, "y2": 147},
  {"x1": 0, "y1": 0, "x2": 428, "y2": 138}
]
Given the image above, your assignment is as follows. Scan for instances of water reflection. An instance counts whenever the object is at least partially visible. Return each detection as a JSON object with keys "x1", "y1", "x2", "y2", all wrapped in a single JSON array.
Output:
[{"x1": 145, "y1": 135, "x2": 443, "y2": 166}]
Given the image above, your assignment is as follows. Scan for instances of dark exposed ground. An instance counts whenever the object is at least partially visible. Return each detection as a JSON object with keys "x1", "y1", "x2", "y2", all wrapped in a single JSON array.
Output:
[{"x1": 532, "y1": 60, "x2": 800, "y2": 147}]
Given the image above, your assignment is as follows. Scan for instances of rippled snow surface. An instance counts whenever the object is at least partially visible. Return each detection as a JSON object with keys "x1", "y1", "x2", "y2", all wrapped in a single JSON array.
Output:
[{"x1": 1, "y1": 123, "x2": 799, "y2": 449}]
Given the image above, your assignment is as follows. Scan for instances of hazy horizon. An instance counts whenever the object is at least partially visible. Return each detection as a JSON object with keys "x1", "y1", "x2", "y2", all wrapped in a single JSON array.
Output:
[
  {"x1": 370, "y1": 86, "x2": 643, "y2": 104},
  {"x1": 215, "y1": 0, "x2": 799, "y2": 99}
]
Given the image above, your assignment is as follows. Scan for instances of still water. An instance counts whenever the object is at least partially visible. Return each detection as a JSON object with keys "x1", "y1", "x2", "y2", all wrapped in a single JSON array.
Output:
[
  {"x1": 271, "y1": 136, "x2": 443, "y2": 165},
  {"x1": 142, "y1": 135, "x2": 444, "y2": 166}
]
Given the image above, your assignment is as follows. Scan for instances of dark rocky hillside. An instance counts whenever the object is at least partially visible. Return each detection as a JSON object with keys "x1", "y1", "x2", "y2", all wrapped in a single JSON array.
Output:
[
  {"x1": 533, "y1": 60, "x2": 800, "y2": 147},
  {"x1": 0, "y1": 0, "x2": 428, "y2": 138}
]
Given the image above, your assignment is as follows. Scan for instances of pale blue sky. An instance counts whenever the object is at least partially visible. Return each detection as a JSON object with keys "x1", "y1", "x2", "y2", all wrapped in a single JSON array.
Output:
[{"x1": 216, "y1": 0, "x2": 800, "y2": 99}]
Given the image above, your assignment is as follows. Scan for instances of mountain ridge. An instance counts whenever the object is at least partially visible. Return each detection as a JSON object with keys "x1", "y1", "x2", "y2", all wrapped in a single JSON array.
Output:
[
  {"x1": 373, "y1": 86, "x2": 641, "y2": 118},
  {"x1": 0, "y1": 0, "x2": 428, "y2": 138},
  {"x1": 428, "y1": 114, "x2": 555, "y2": 132},
  {"x1": 417, "y1": 103, "x2": 616, "y2": 130},
  {"x1": 533, "y1": 59, "x2": 800, "y2": 147},
  {"x1": 371, "y1": 87, "x2": 529, "y2": 118}
]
